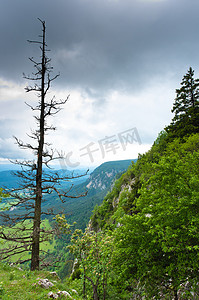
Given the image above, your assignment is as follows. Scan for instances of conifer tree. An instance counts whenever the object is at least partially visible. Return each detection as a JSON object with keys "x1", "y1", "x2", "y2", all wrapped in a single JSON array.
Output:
[{"x1": 166, "y1": 67, "x2": 199, "y2": 139}]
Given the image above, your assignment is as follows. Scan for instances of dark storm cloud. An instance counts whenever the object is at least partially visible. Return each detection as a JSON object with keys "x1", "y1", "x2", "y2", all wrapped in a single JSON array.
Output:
[
  {"x1": 1, "y1": 0, "x2": 199, "y2": 163},
  {"x1": 1, "y1": 0, "x2": 199, "y2": 94}
]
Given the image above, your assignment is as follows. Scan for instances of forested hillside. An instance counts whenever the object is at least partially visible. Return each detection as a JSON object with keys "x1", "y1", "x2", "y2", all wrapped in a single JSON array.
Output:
[
  {"x1": 58, "y1": 159, "x2": 134, "y2": 229},
  {"x1": 67, "y1": 68, "x2": 199, "y2": 299}
]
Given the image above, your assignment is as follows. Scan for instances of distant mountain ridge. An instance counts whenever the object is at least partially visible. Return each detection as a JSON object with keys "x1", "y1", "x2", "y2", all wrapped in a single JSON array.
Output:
[
  {"x1": 0, "y1": 168, "x2": 88, "y2": 189},
  {"x1": 0, "y1": 159, "x2": 135, "y2": 230}
]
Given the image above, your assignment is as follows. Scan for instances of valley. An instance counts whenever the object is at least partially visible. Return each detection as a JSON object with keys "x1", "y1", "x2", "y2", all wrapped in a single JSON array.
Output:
[{"x1": 0, "y1": 159, "x2": 133, "y2": 273}]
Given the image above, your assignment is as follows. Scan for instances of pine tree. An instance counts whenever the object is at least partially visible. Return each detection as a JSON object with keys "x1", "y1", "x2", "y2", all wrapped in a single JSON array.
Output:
[{"x1": 166, "y1": 67, "x2": 199, "y2": 139}]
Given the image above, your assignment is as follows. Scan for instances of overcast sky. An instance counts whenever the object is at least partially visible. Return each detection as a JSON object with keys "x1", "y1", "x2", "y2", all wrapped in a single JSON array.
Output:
[{"x1": 1, "y1": 0, "x2": 199, "y2": 170}]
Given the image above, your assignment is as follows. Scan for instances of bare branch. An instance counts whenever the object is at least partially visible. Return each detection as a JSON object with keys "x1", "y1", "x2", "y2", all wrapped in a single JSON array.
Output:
[{"x1": 25, "y1": 101, "x2": 40, "y2": 111}]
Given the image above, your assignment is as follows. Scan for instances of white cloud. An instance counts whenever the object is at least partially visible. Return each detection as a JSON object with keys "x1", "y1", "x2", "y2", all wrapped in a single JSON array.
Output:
[{"x1": 0, "y1": 78, "x2": 24, "y2": 102}]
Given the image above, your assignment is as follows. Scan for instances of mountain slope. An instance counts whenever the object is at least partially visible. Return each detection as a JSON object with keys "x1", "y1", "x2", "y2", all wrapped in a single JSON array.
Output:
[
  {"x1": 86, "y1": 133, "x2": 199, "y2": 299},
  {"x1": 56, "y1": 159, "x2": 134, "y2": 229}
]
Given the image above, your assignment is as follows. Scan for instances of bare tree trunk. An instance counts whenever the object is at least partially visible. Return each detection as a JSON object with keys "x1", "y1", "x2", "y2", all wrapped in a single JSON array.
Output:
[
  {"x1": 30, "y1": 20, "x2": 46, "y2": 271},
  {"x1": 31, "y1": 190, "x2": 41, "y2": 270}
]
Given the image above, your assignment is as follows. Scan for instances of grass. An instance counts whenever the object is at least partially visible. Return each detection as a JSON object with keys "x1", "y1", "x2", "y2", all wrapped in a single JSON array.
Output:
[{"x1": 0, "y1": 262, "x2": 82, "y2": 299}]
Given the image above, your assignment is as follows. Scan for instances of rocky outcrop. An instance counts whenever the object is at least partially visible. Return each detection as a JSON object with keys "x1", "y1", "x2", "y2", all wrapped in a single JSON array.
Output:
[
  {"x1": 86, "y1": 171, "x2": 115, "y2": 190},
  {"x1": 112, "y1": 178, "x2": 136, "y2": 208},
  {"x1": 37, "y1": 278, "x2": 54, "y2": 288},
  {"x1": 48, "y1": 290, "x2": 74, "y2": 299},
  {"x1": 85, "y1": 160, "x2": 133, "y2": 192},
  {"x1": 36, "y1": 277, "x2": 78, "y2": 299}
]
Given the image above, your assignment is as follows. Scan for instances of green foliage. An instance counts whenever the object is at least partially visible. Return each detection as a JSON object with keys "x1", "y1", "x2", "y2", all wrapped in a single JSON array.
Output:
[
  {"x1": 87, "y1": 131, "x2": 199, "y2": 298},
  {"x1": 54, "y1": 214, "x2": 75, "y2": 234},
  {"x1": 113, "y1": 134, "x2": 199, "y2": 298},
  {"x1": 69, "y1": 229, "x2": 114, "y2": 299}
]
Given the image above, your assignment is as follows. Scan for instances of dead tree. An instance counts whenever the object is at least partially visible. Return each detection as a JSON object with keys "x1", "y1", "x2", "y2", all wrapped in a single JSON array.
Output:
[{"x1": 0, "y1": 19, "x2": 87, "y2": 271}]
